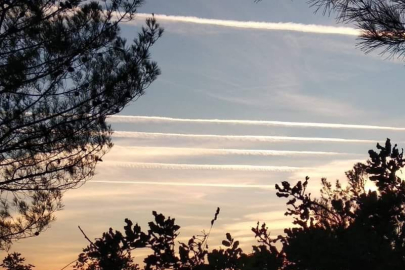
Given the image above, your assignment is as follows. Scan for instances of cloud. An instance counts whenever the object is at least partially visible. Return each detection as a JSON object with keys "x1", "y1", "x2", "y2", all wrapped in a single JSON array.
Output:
[
  {"x1": 112, "y1": 131, "x2": 376, "y2": 143},
  {"x1": 289, "y1": 159, "x2": 365, "y2": 181},
  {"x1": 134, "y1": 13, "x2": 360, "y2": 36},
  {"x1": 90, "y1": 180, "x2": 274, "y2": 189},
  {"x1": 244, "y1": 211, "x2": 289, "y2": 221},
  {"x1": 101, "y1": 161, "x2": 302, "y2": 172},
  {"x1": 107, "y1": 146, "x2": 350, "y2": 158},
  {"x1": 108, "y1": 115, "x2": 405, "y2": 131},
  {"x1": 273, "y1": 91, "x2": 365, "y2": 118}
]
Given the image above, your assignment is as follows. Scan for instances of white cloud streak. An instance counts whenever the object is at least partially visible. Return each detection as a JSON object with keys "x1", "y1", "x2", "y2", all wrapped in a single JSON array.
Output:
[
  {"x1": 90, "y1": 180, "x2": 274, "y2": 189},
  {"x1": 112, "y1": 131, "x2": 375, "y2": 144},
  {"x1": 134, "y1": 13, "x2": 360, "y2": 36},
  {"x1": 110, "y1": 146, "x2": 350, "y2": 157},
  {"x1": 102, "y1": 161, "x2": 302, "y2": 172},
  {"x1": 108, "y1": 115, "x2": 405, "y2": 131}
]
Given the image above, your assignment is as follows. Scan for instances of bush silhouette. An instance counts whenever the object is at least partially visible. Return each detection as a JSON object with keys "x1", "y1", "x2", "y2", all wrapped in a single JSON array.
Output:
[
  {"x1": 4, "y1": 139, "x2": 405, "y2": 269},
  {"x1": 68, "y1": 139, "x2": 405, "y2": 270}
]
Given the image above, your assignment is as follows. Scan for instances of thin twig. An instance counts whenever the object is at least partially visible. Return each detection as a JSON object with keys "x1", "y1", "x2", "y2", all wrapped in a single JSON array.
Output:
[
  {"x1": 59, "y1": 226, "x2": 95, "y2": 270},
  {"x1": 78, "y1": 225, "x2": 95, "y2": 246},
  {"x1": 60, "y1": 258, "x2": 77, "y2": 270}
]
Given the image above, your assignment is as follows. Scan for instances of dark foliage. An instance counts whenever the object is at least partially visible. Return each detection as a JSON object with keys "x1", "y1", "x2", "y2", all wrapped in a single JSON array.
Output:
[
  {"x1": 0, "y1": 0, "x2": 162, "y2": 249},
  {"x1": 0, "y1": 253, "x2": 33, "y2": 270},
  {"x1": 73, "y1": 207, "x2": 283, "y2": 270},
  {"x1": 310, "y1": 0, "x2": 405, "y2": 58},
  {"x1": 257, "y1": 0, "x2": 405, "y2": 58},
  {"x1": 71, "y1": 139, "x2": 405, "y2": 270},
  {"x1": 276, "y1": 138, "x2": 405, "y2": 270},
  {"x1": 4, "y1": 139, "x2": 405, "y2": 269}
]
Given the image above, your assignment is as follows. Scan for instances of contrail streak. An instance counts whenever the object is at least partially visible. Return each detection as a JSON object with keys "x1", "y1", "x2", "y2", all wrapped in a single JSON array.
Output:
[
  {"x1": 91, "y1": 180, "x2": 273, "y2": 189},
  {"x1": 103, "y1": 161, "x2": 302, "y2": 172},
  {"x1": 111, "y1": 146, "x2": 350, "y2": 156},
  {"x1": 108, "y1": 115, "x2": 405, "y2": 131},
  {"x1": 112, "y1": 131, "x2": 375, "y2": 143},
  {"x1": 134, "y1": 13, "x2": 360, "y2": 36}
]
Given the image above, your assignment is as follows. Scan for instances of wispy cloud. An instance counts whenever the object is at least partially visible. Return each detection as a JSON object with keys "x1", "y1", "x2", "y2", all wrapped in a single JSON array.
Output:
[
  {"x1": 134, "y1": 13, "x2": 360, "y2": 36},
  {"x1": 109, "y1": 146, "x2": 351, "y2": 157},
  {"x1": 290, "y1": 159, "x2": 365, "y2": 180},
  {"x1": 102, "y1": 161, "x2": 302, "y2": 172},
  {"x1": 90, "y1": 180, "x2": 274, "y2": 189},
  {"x1": 272, "y1": 91, "x2": 365, "y2": 118},
  {"x1": 108, "y1": 115, "x2": 405, "y2": 131},
  {"x1": 244, "y1": 211, "x2": 290, "y2": 221},
  {"x1": 112, "y1": 131, "x2": 376, "y2": 143}
]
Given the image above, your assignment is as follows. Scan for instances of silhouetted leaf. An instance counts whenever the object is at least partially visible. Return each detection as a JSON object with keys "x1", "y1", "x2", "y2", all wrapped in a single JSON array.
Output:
[{"x1": 222, "y1": 240, "x2": 231, "y2": 247}]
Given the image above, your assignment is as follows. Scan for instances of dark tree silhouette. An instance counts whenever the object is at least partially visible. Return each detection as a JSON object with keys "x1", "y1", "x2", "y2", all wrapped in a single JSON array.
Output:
[
  {"x1": 275, "y1": 138, "x2": 405, "y2": 269},
  {"x1": 73, "y1": 209, "x2": 220, "y2": 270},
  {"x1": 70, "y1": 207, "x2": 282, "y2": 270},
  {"x1": 70, "y1": 139, "x2": 405, "y2": 270},
  {"x1": 6, "y1": 140, "x2": 405, "y2": 269},
  {"x1": 0, "y1": 0, "x2": 163, "y2": 249},
  {"x1": 257, "y1": 0, "x2": 405, "y2": 58},
  {"x1": 0, "y1": 252, "x2": 33, "y2": 270},
  {"x1": 309, "y1": 0, "x2": 405, "y2": 57}
]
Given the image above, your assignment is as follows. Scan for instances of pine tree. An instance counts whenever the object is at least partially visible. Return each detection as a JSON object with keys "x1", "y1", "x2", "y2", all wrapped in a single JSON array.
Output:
[{"x1": 0, "y1": 0, "x2": 163, "y2": 249}]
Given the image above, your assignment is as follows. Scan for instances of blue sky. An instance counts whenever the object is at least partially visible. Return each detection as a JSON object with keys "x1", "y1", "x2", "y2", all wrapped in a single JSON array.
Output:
[{"x1": 9, "y1": 0, "x2": 405, "y2": 269}]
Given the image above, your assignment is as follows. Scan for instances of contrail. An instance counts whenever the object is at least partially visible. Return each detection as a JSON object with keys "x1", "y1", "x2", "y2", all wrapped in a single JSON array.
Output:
[
  {"x1": 102, "y1": 161, "x2": 302, "y2": 172},
  {"x1": 111, "y1": 146, "x2": 351, "y2": 156},
  {"x1": 108, "y1": 115, "x2": 405, "y2": 131},
  {"x1": 91, "y1": 180, "x2": 274, "y2": 189},
  {"x1": 134, "y1": 13, "x2": 360, "y2": 36},
  {"x1": 112, "y1": 131, "x2": 375, "y2": 143}
]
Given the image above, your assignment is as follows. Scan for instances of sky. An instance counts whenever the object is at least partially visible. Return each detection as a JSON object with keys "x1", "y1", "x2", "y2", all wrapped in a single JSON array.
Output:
[{"x1": 7, "y1": 0, "x2": 405, "y2": 269}]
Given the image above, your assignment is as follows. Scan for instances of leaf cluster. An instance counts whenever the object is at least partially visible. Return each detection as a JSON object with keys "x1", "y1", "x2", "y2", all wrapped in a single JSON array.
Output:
[
  {"x1": 73, "y1": 207, "x2": 285, "y2": 270},
  {"x1": 309, "y1": 0, "x2": 405, "y2": 58},
  {"x1": 275, "y1": 138, "x2": 405, "y2": 270},
  {"x1": 0, "y1": 252, "x2": 33, "y2": 270}
]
